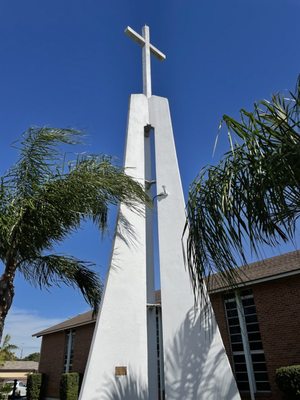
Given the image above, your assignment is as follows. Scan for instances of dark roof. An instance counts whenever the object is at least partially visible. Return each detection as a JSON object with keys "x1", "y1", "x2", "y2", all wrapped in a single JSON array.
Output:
[
  {"x1": 34, "y1": 251, "x2": 300, "y2": 336},
  {"x1": 209, "y1": 250, "x2": 300, "y2": 293},
  {"x1": 0, "y1": 361, "x2": 38, "y2": 371},
  {"x1": 34, "y1": 290, "x2": 162, "y2": 337},
  {"x1": 33, "y1": 310, "x2": 96, "y2": 337}
]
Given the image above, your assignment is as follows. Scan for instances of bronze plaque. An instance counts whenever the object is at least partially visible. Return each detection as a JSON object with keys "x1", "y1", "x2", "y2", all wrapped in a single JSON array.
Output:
[{"x1": 115, "y1": 366, "x2": 127, "y2": 376}]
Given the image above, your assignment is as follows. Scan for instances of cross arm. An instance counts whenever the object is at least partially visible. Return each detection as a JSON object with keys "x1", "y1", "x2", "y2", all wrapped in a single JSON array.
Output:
[
  {"x1": 125, "y1": 26, "x2": 166, "y2": 61},
  {"x1": 150, "y1": 44, "x2": 166, "y2": 61},
  {"x1": 125, "y1": 26, "x2": 145, "y2": 47}
]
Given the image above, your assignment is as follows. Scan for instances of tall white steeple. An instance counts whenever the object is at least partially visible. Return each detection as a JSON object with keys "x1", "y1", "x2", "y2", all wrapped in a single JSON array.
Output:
[{"x1": 79, "y1": 26, "x2": 240, "y2": 400}]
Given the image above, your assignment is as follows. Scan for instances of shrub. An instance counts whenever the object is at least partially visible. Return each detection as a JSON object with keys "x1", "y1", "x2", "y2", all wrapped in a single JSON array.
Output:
[
  {"x1": 60, "y1": 373, "x2": 79, "y2": 400},
  {"x1": 276, "y1": 365, "x2": 300, "y2": 399},
  {"x1": 0, "y1": 383, "x2": 12, "y2": 400},
  {"x1": 27, "y1": 373, "x2": 43, "y2": 400}
]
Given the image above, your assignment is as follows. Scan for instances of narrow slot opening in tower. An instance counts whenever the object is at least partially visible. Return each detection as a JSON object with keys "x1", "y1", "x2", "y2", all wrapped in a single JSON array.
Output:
[{"x1": 144, "y1": 124, "x2": 165, "y2": 400}]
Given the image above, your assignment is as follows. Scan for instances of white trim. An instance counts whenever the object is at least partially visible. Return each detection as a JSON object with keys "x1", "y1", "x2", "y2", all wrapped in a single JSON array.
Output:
[
  {"x1": 64, "y1": 329, "x2": 75, "y2": 373},
  {"x1": 235, "y1": 292, "x2": 256, "y2": 400}
]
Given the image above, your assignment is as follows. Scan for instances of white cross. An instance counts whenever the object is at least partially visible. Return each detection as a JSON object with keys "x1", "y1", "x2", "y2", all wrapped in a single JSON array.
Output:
[{"x1": 125, "y1": 25, "x2": 166, "y2": 98}]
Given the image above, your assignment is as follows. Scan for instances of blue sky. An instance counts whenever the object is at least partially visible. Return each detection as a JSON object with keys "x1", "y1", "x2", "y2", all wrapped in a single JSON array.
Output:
[{"x1": 0, "y1": 0, "x2": 299, "y2": 355}]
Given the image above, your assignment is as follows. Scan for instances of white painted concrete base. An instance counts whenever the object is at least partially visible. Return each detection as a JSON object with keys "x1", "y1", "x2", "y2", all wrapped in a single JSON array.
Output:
[
  {"x1": 79, "y1": 95, "x2": 150, "y2": 400},
  {"x1": 79, "y1": 94, "x2": 240, "y2": 400},
  {"x1": 150, "y1": 96, "x2": 240, "y2": 399}
]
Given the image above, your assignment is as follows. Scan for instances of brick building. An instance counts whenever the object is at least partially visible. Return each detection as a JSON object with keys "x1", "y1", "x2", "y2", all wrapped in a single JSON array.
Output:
[
  {"x1": 34, "y1": 311, "x2": 96, "y2": 399},
  {"x1": 34, "y1": 250, "x2": 300, "y2": 400},
  {"x1": 209, "y1": 250, "x2": 300, "y2": 400}
]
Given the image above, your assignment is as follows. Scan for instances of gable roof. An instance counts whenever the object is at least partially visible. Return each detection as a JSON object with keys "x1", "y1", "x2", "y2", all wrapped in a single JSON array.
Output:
[
  {"x1": 208, "y1": 250, "x2": 300, "y2": 293},
  {"x1": 33, "y1": 310, "x2": 96, "y2": 338},
  {"x1": 0, "y1": 361, "x2": 38, "y2": 371},
  {"x1": 34, "y1": 290, "x2": 162, "y2": 338},
  {"x1": 33, "y1": 251, "x2": 300, "y2": 336}
]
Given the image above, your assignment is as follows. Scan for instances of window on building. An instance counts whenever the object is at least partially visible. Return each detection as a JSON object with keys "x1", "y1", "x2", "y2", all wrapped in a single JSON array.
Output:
[
  {"x1": 224, "y1": 290, "x2": 270, "y2": 393},
  {"x1": 63, "y1": 329, "x2": 75, "y2": 373}
]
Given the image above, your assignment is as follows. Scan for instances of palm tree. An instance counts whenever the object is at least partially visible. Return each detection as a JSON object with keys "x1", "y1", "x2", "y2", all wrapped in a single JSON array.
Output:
[
  {"x1": 0, "y1": 334, "x2": 18, "y2": 361},
  {"x1": 186, "y1": 78, "x2": 300, "y2": 296},
  {"x1": 0, "y1": 127, "x2": 148, "y2": 342}
]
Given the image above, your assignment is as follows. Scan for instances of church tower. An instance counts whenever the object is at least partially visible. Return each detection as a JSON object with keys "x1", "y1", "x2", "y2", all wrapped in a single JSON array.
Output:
[{"x1": 79, "y1": 26, "x2": 240, "y2": 400}]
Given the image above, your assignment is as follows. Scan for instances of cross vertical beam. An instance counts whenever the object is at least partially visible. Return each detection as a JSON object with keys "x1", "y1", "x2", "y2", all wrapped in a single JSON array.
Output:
[
  {"x1": 125, "y1": 25, "x2": 166, "y2": 98},
  {"x1": 142, "y1": 26, "x2": 151, "y2": 97}
]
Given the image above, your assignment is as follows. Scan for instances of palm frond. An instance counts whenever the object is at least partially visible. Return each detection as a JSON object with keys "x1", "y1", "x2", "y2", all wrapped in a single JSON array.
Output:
[
  {"x1": 8, "y1": 155, "x2": 148, "y2": 260},
  {"x1": 186, "y1": 78, "x2": 300, "y2": 296},
  {"x1": 1, "y1": 129, "x2": 149, "y2": 262},
  {"x1": 2, "y1": 128, "x2": 82, "y2": 261},
  {"x1": 0, "y1": 127, "x2": 148, "y2": 339},
  {"x1": 0, "y1": 178, "x2": 10, "y2": 259},
  {"x1": 7, "y1": 127, "x2": 81, "y2": 198},
  {"x1": 19, "y1": 255, "x2": 102, "y2": 312},
  {"x1": 0, "y1": 334, "x2": 17, "y2": 350}
]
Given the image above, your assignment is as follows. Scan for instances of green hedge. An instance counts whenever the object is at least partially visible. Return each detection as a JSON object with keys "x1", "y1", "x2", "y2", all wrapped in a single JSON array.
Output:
[
  {"x1": 276, "y1": 365, "x2": 300, "y2": 399},
  {"x1": 0, "y1": 383, "x2": 13, "y2": 400},
  {"x1": 60, "y1": 373, "x2": 80, "y2": 400},
  {"x1": 27, "y1": 373, "x2": 43, "y2": 400}
]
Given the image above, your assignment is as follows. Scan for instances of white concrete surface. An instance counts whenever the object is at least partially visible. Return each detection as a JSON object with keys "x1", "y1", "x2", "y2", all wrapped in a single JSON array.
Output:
[
  {"x1": 149, "y1": 95, "x2": 241, "y2": 399},
  {"x1": 79, "y1": 94, "x2": 150, "y2": 400},
  {"x1": 80, "y1": 93, "x2": 240, "y2": 399}
]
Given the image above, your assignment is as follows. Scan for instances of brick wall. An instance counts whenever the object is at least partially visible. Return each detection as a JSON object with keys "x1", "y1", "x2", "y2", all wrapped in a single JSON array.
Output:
[
  {"x1": 254, "y1": 276, "x2": 300, "y2": 400},
  {"x1": 39, "y1": 322, "x2": 95, "y2": 399},
  {"x1": 39, "y1": 331, "x2": 65, "y2": 398},
  {"x1": 210, "y1": 274, "x2": 300, "y2": 400},
  {"x1": 72, "y1": 323, "x2": 95, "y2": 374}
]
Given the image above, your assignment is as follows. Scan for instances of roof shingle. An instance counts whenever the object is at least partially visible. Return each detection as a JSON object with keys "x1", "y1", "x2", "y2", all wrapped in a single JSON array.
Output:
[
  {"x1": 208, "y1": 250, "x2": 300, "y2": 293},
  {"x1": 33, "y1": 310, "x2": 95, "y2": 337},
  {"x1": 33, "y1": 251, "x2": 300, "y2": 336},
  {"x1": 0, "y1": 361, "x2": 38, "y2": 371}
]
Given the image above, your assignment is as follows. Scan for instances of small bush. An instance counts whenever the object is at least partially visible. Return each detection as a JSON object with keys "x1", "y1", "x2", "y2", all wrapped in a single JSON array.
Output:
[
  {"x1": 27, "y1": 373, "x2": 43, "y2": 400},
  {"x1": 60, "y1": 373, "x2": 79, "y2": 400},
  {"x1": 276, "y1": 365, "x2": 300, "y2": 399},
  {"x1": 0, "y1": 383, "x2": 12, "y2": 400}
]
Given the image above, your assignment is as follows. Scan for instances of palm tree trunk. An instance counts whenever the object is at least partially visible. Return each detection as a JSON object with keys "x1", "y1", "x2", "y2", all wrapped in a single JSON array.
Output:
[{"x1": 0, "y1": 262, "x2": 16, "y2": 345}]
